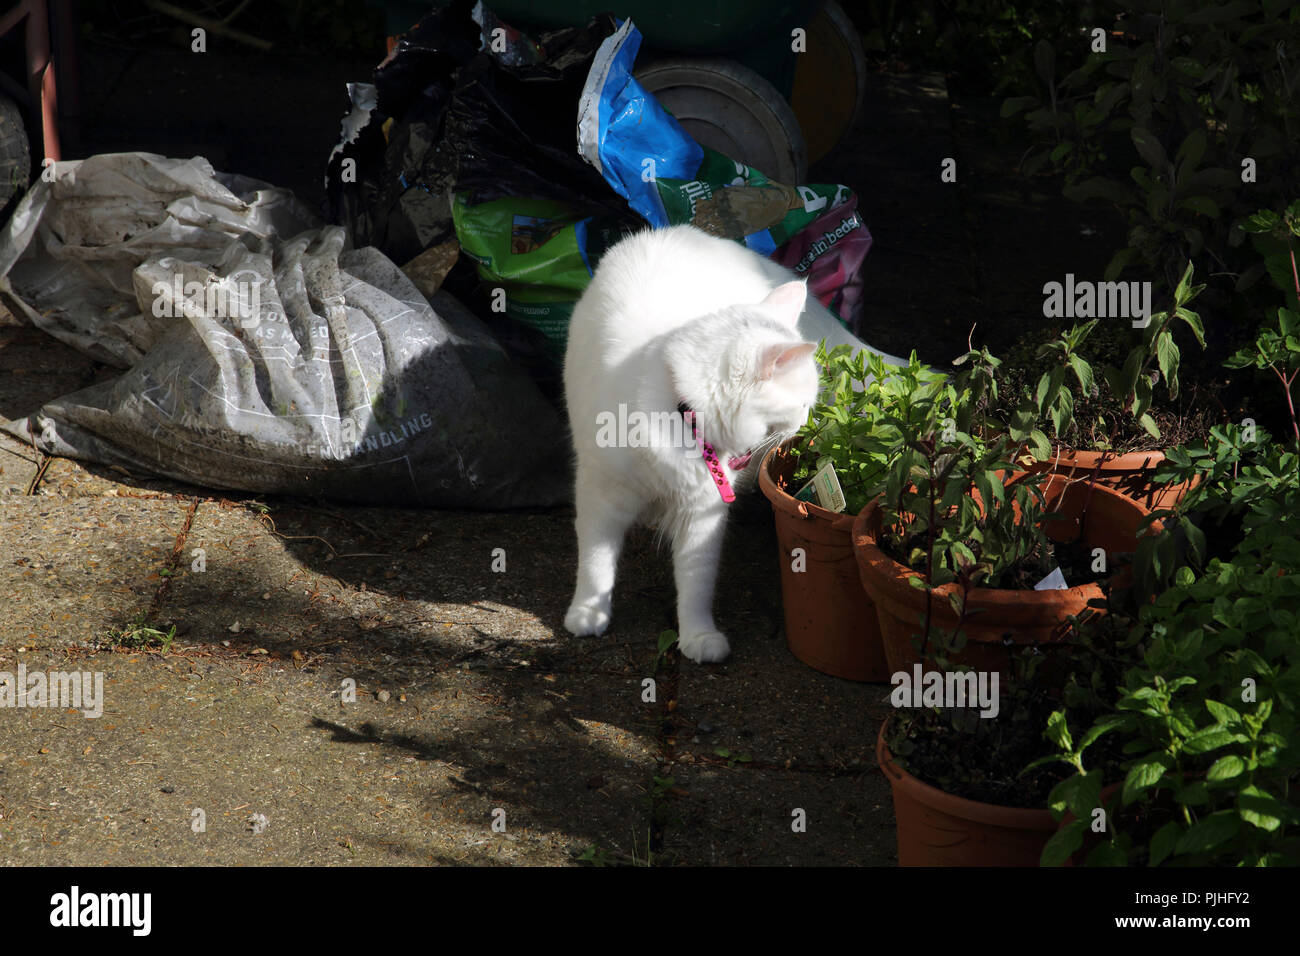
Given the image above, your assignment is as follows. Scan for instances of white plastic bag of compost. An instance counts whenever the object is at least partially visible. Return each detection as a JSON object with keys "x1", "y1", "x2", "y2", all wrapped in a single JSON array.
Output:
[{"x1": 0, "y1": 152, "x2": 571, "y2": 507}]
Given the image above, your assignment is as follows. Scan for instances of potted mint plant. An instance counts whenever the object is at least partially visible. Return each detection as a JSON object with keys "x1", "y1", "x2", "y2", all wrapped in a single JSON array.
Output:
[
  {"x1": 849, "y1": 340, "x2": 1159, "y2": 678},
  {"x1": 1019, "y1": 262, "x2": 1209, "y2": 511},
  {"x1": 759, "y1": 347, "x2": 942, "y2": 681}
]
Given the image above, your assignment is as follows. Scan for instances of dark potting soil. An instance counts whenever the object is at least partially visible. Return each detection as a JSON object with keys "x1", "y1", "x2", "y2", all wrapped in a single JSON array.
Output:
[
  {"x1": 1020, "y1": 538, "x2": 1096, "y2": 590},
  {"x1": 993, "y1": 364, "x2": 1221, "y2": 455},
  {"x1": 885, "y1": 534, "x2": 1100, "y2": 591},
  {"x1": 886, "y1": 705, "x2": 1068, "y2": 808},
  {"x1": 885, "y1": 689, "x2": 1130, "y2": 810}
]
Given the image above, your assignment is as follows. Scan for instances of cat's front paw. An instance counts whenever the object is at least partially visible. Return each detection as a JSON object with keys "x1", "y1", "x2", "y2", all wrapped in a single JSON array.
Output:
[
  {"x1": 678, "y1": 630, "x2": 731, "y2": 664},
  {"x1": 565, "y1": 600, "x2": 611, "y2": 637}
]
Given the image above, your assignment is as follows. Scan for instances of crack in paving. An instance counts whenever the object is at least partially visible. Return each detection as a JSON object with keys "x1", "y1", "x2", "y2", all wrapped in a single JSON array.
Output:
[
  {"x1": 645, "y1": 644, "x2": 680, "y2": 866},
  {"x1": 145, "y1": 497, "x2": 200, "y2": 621},
  {"x1": 23, "y1": 451, "x2": 51, "y2": 495}
]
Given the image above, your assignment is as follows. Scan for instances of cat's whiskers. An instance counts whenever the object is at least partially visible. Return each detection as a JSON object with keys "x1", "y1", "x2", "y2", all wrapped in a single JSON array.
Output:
[{"x1": 752, "y1": 426, "x2": 794, "y2": 464}]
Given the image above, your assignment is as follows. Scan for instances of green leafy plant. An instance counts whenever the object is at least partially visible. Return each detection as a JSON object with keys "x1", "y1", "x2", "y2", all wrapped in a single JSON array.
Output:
[
  {"x1": 795, "y1": 338, "x2": 1097, "y2": 601},
  {"x1": 1011, "y1": 261, "x2": 1207, "y2": 456},
  {"x1": 791, "y1": 346, "x2": 948, "y2": 515},
  {"x1": 883, "y1": 559, "x2": 1145, "y2": 809},
  {"x1": 1237, "y1": 199, "x2": 1300, "y2": 311},
  {"x1": 1135, "y1": 215, "x2": 1300, "y2": 595},
  {"x1": 1038, "y1": 540, "x2": 1300, "y2": 865},
  {"x1": 871, "y1": 345, "x2": 1061, "y2": 595},
  {"x1": 1004, "y1": 0, "x2": 1299, "y2": 293},
  {"x1": 1037, "y1": 296, "x2": 1300, "y2": 866},
  {"x1": 856, "y1": 0, "x2": 1096, "y2": 97},
  {"x1": 712, "y1": 747, "x2": 753, "y2": 768},
  {"x1": 103, "y1": 614, "x2": 176, "y2": 653},
  {"x1": 1228, "y1": 202, "x2": 1300, "y2": 444},
  {"x1": 655, "y1": 629, "x2": 679, "y2": 668}
]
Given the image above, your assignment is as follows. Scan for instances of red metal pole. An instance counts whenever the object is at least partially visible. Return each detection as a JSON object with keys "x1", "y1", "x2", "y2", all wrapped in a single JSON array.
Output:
[{"x1": 25, "y1": 0, "x2": 60, "y2": 162}]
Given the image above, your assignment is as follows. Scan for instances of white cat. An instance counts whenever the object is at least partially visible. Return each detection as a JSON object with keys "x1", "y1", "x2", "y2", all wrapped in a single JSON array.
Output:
[{"x1": 562, "y1": 225, "x2": 823, "y2": 664}]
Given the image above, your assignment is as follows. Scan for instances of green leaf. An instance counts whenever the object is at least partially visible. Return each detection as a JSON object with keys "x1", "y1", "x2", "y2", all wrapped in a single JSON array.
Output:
[
  {"x1": 1241, "y1": 209, "x2": 1281, "y2": 234},
  {"x1": 1280, "y1": 307, "x2": 1300, "y2": 337},
  {"x1": 1180, "y1": 726, "x2": 1237, "y2": 754},
  {"x1": 1206, "y1": 754, "x2": 1245, "y2": 782},
  {"x1": 1131, "y1": 127, "x2": 1169, "y2": 171},
  {"x1": 1028, "y1": 429, "x2": 1051, "y2": 460},
  {"x1": 1047, "y1": 769, "x2": 1099, "y2": 819},
  {"x1": 950, "y1": 540, "x2": 977, "y2": 571},
  {"x1": 1179, "y1": 516, "x2": 1206, "y2": 565},
  {"x1": 1040, "y1": 820, "x2": 1085, "y2": 867},
  {"x1": 1148, "y1": 820, "x2": 1182, "y2": 866},
  {"x1": 1175, "y1": 308, "x2": 1207, "y2": 349},
  {"x1": 1238, "y1": 786, "x2": 1288, "y2": 832},
  {"x1": 1173, "y1": 261, "x2": 1196, "y2": 304},
  {"x1": 1138, "y1": 413, "x2": 1160, "y2": 438},
  {"x1": 1174, "y1": 810, "x2": 1240, "y2": 855},
  {"x1": 1175, "y1": 127, "x2": 1206, "y2": 173},
  {"x1": 1046, "y1": 710, "x2": 1072, "y2": 752},
  {"x1": 1078, "y1": 715, "x2": 1128, "y2": 754},
  {"x1": 1123, "y1": 755, "x2": 1170, "y2": 804},
  {"x1": 1205, "y1": 699, "x2": 1242, "y2": 726},
  {"x1": 1068, "y1": 354, "x2": 1094, "y2": 393},
  {"x1": 1156, "y1": 331, "x2": 1180, "y2": 398},
  {"x1": 1117, "y1": 348, "x2": 1143, "y2": 399}
]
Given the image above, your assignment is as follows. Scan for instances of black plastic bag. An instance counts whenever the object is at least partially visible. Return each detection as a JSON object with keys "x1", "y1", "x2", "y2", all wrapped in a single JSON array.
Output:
[{"x1": 326, "y1": 1, "x2": 627, "y2": 265}]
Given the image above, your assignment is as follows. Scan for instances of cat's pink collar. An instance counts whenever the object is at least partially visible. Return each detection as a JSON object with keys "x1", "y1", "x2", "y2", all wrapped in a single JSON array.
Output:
[{"x1": 678, "y1": 403, "x2": 749, "y2": 504}]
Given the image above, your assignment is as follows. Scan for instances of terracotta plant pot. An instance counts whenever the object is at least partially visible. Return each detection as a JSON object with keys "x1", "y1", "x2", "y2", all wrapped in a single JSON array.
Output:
[
  {"x1": 758, "y1": 441, "x2": 889, "y2": 682},
  {"x1": 876, "y1": 721, "x2": 1057, "y2": 866},
  {"x1": 852, "y1": 474, "x2": 1158, "y2": 677},
  {"x1": 1024, "y1": 447, "x2": 1199, "y2": 512}
]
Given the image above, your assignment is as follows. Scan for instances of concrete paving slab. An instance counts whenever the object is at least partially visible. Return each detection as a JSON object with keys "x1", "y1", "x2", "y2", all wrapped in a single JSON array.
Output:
[
  {"x1": 0, "y1": 497, "x2": 191, "y2": 650},
  {"x1": 261, "y1": 502, "x2": 665, "y2": 675},
  {"x1": 656, "y1": 757, "x2": 896, "y2": 866},
  {"x1": 0, "y1": 430, "x2": 40, "y2": 497},
  {"x1": 31, "y1": 457, "x2": 205, "y2": 501},
  {"x1": 0, "y1": 645, "x2": 659, "y2": 865},
  {"x1": 0, "y1": 325, "x2": 97, "y2": 424},
  {"x1": 672, "y1": 632, "x2": 894, "y2": 771},
  {"x1": 667, "y1": 495, "x2": 894, "y2": 768}
]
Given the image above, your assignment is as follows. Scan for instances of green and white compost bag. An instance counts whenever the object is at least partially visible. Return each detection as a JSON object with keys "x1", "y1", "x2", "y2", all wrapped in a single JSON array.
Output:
[{"x1": 0, "y1": 152, "x2": 570, "y2": 506}]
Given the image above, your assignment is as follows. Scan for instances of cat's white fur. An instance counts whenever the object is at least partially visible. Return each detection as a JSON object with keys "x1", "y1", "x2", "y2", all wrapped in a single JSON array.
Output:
[{"x1": 563, "y1": 225, "x2": 822, "y2": 663}]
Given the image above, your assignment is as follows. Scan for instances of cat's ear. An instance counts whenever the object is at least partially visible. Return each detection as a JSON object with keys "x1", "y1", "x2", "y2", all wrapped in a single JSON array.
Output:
[
  {"x1": 759, "y1": 281, "x2": 807, "y2": 326},
  {"x1": 759, "y1": 342, "x2": 816, "y2": 380}
]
